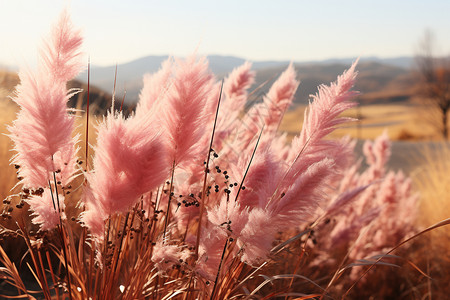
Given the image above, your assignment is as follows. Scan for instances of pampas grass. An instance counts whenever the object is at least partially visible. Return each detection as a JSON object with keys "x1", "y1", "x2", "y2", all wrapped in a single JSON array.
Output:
[{"x1": 1, "y1": 9, "x2": 448, "y2": 300}]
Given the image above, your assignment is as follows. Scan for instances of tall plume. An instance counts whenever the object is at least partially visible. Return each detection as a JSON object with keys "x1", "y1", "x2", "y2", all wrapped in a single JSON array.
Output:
[{"x1": 8, "y1": 10, "x2": 83, "y2": 189}]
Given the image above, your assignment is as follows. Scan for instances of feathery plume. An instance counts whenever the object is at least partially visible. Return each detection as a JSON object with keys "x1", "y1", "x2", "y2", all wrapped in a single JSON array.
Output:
[
  {"x1": 262, "y1": 63, "x2": 299, "y2": 132},
  {"x1": 9, "y1": 10, "x2": 83, "y2": 188},
  {"x1": 40, "y1": 10, "x2": 83, "y2": 83},
  {"x1": 26, "y1": 187, "x2": 66, "y2": 231},
  {"x1": 216, "y1": 62, "x2": 255, "y2": 139},
  {"x1": 83, "y1": 112, "x2": 170, "y2": 216},
  {"x1": 135, "y1": 58, "x2": 173, "y2": 118},
  {"x1": 151, "y1": 241, "x2": 190, "y2": 273},
  {"x1": 290, "y1": 61, "x2": 358, "y2": 157},
  {"x1": 163, "y1": 56, "x2": 215, "y2": 168}
]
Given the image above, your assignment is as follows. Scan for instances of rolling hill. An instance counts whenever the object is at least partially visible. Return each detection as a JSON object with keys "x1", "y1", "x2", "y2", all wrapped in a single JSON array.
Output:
[
  {"x1": 1, "y1": 55, "x2": 420, "y2": 114},
  {"x1": 76, "y1": 55, "x2": 419, "y2": 107},
  {"x1": 0, "y1": 70, "x2": 119, "y2": 114}
]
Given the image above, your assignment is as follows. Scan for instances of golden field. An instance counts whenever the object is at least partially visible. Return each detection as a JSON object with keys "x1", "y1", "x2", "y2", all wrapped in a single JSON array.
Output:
[{"x1": 280, "y1": 103, "x2": 438, "y2": 141}]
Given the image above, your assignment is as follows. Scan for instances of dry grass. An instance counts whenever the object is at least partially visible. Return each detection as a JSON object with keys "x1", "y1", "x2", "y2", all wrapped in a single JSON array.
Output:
[
  {"x1": 408, "y1": 143, "x2": 450, "y2": 298},
  {"x1": 280, "y1": 103, "x2": 439, "y2": 141},
  {"x1": 412, "y1": 144, "x2": 450, "y2": 241},
  {"x1": 0, "y1": 93, "x2": 20, "y2": 206}
]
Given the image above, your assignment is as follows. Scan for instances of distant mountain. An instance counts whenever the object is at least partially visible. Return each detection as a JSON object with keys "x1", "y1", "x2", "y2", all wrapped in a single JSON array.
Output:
[
  {"x1": 254, "y1": 61, "x2": 419, "y2": 107},
  {"x1": 0, "y1": 70, "x2": 120, "y2": 114},
  {"x1": 78, "y1": 55, "x2": 416, "y2": 106},
  {"x1": 1, "y1": 54, "x2": 420, "y2": 117},
  {"x1": 301, "y1": 56, "x2": 414, "y2": 69}
]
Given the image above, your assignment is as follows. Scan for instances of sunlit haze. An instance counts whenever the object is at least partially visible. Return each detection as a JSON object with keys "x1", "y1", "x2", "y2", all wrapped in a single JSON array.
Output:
[{"x1": 1, "y1": 0, "x2": 450, "y2": 68}]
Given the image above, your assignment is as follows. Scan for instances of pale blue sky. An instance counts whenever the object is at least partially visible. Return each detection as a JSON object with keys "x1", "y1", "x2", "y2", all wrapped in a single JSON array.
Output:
[{"x1": 1, "y1": 0, "x2": 449, "y2": 67}]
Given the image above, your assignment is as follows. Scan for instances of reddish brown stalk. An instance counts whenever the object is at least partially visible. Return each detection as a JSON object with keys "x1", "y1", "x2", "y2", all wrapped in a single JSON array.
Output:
[
  {"x1": 85, "y1": 59, "x2": 90, "y2": 170},
  {"x1": 112, "y1": 212, "x2": 130, "y2": 273},
  {"x1": 163, "y1": 161, "x2": 176, "y2": 242},
  {"x1": 56, "y1": 226, "x2": 72, "y2": 300},
  {"x1": 111, "y1": 64, "x2": 118, "y2": 112},
  {"x1": 46, "y1": 249, "x2": 60, "y2": 300},
  {"x1": 234, "y1": 125, "x2": 264, "y2": 203},
  {"x1": 195, "y1": 80, "x2": 224, "y2": 259},
  {"x1": 105, "y1": 214, "x2": 129, "y2": 298},
  {"x1": 18, "y1": 218, "x2": 52, "y2": 299},
  {"x1": 110, "y1": 212, "x2": 135, "y2": 294},
  {"x1": 210, "y1": 237, "x2": 230, "y2": 300},
  {"x1": 49, "y1": 172, "x2": 73, "y2": 300},
  {"x1": 87, "y1": 236, "x2": 95, "y2": 297},
  {"x1": 77, "y1": 223, "x2": 86, "y2": 282},
  {"x1": 0, "y1": 243, "x2": 29, "y2": 298},
  {"x1": 99, "y1": 216, "x2": 112, "y2": 298},
  {"x1": 285, "y1": 233, "x2": 310, "y2": 300},
  {"x1": 37, "y1": 251, "x2": 50, "y2": 296},
  {"x1": 93, "y1": 261, "x2": 101, "y2": 299},
  {"x1": 120, "y1": 90, "x2": 127, "y2": 112}
]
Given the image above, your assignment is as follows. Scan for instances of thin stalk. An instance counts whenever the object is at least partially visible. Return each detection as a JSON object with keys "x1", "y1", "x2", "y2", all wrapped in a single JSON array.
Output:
[
  {"x1": 163, "y1": 161, "x2": 176, "y2": 241},
  {"x1": 111, "y1": 212, "x2": 134, "y2": 293},
  {"x1": 48, "y1": 180, "x2": 57, "y2": 212},
  {"x1": 111, "y1": 64, "x2": 118, "y2": 113},
  {"x1": 112, "y1": 212, "x2": 130, "y2": 275},
  {"x1": 234, "y1": 125, "x2": 264, "y2": 203},
  {"x1": 87, "y1": 238, "x2": 95, "y2": 297},
  {"x1": 210, "y1": 237, "x2": 229, "y2": 300},
  {"x1": 120, "y1": 90, "x2": 127, "y2": 112},
  {"x1": 341, "y1": 217, "x2": 450, "y2": 299},
  {"x1": 18, "y1": 218, "x2": 52, "y2": 299},
  {"x1": 85, "y1": 58, "x2": 90, "y2": 170},
  {"x1": 284, "y1": 233, "x2": 309, "y2": 300},
  {"x1": 93, "y1": 261, "x2": 101, "y2": 299},
  {"x1": 57, "y1": 226, "x2": 72, "y2": 300},
  {"x1": 101, "y1": 215, "x2": 112, "y2": 295},
  {"x1": 195, "y1": 81, "x2": 224, "y2": 258},
  {"x1": 37, "y1": 250, "x2": 50, "y2": 297},
  {"x1": 48, "y1": 174, "x2": 72, "y2": 300},
  {"x1": 46, "y1": 249, "x2": 60, "y2": 300},
  {"x1": 52, "y1": 173, "x2": 60, "y2": 214}
]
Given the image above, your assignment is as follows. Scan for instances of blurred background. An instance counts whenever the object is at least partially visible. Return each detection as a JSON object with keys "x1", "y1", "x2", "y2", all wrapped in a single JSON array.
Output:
[{"x1": 0, "y1": 0, "x2": 450, "y2": 156}]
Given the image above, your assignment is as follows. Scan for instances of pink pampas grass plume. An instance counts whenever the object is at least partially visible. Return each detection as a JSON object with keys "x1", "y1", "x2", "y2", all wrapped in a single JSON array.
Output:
[
  {"x1": 361, "y1": 130, "x2": 391, "y2": 183},
  {"x1": 216, "y1": 62, "x2": 255, "y2": 138},
  {"x1": 79, "y1": 190, "x2": 107, "y2": 239},
  {"x1": 236, "y1": 63, "x2": 298, "y2": 152},
  {"x1": 151, "y1": 241, "x2": 191, "y2": 273},
  {"x1": 40, "y1": 10, "x2": 83, "y2": 83},
  {"x1": 262, "y1": 63, "x2": 299, "y2": 132},
  {"x1": 83, "y1": 111, "x2": 169, "y2": 217},
  {"x1": 9, "y1": 10, "x2": 83, "y2": 188},
  {"x1": 26, "y1": 187, "x2": 66, "y2": 231},
  {"x1": 135, "y1": 58, "x2": 173, "y2": 118},
  {"x1": 196, "y1": 225, "x2": 229, "y2": 281},
  {"x1": 223, "y1": 62, "x2": 255, "y2": 112},
  {"x1": 286, "y1": 60, "x2": 358, "y2": 182},
  {"x1": 163, "y1": 56, "x2": 215, "y2": 168}
]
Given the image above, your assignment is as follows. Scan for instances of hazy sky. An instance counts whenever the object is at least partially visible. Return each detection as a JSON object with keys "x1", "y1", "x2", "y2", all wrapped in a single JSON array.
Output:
[{"x1": 1, "y1": 0, "x2": 449, "y2": 68}]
